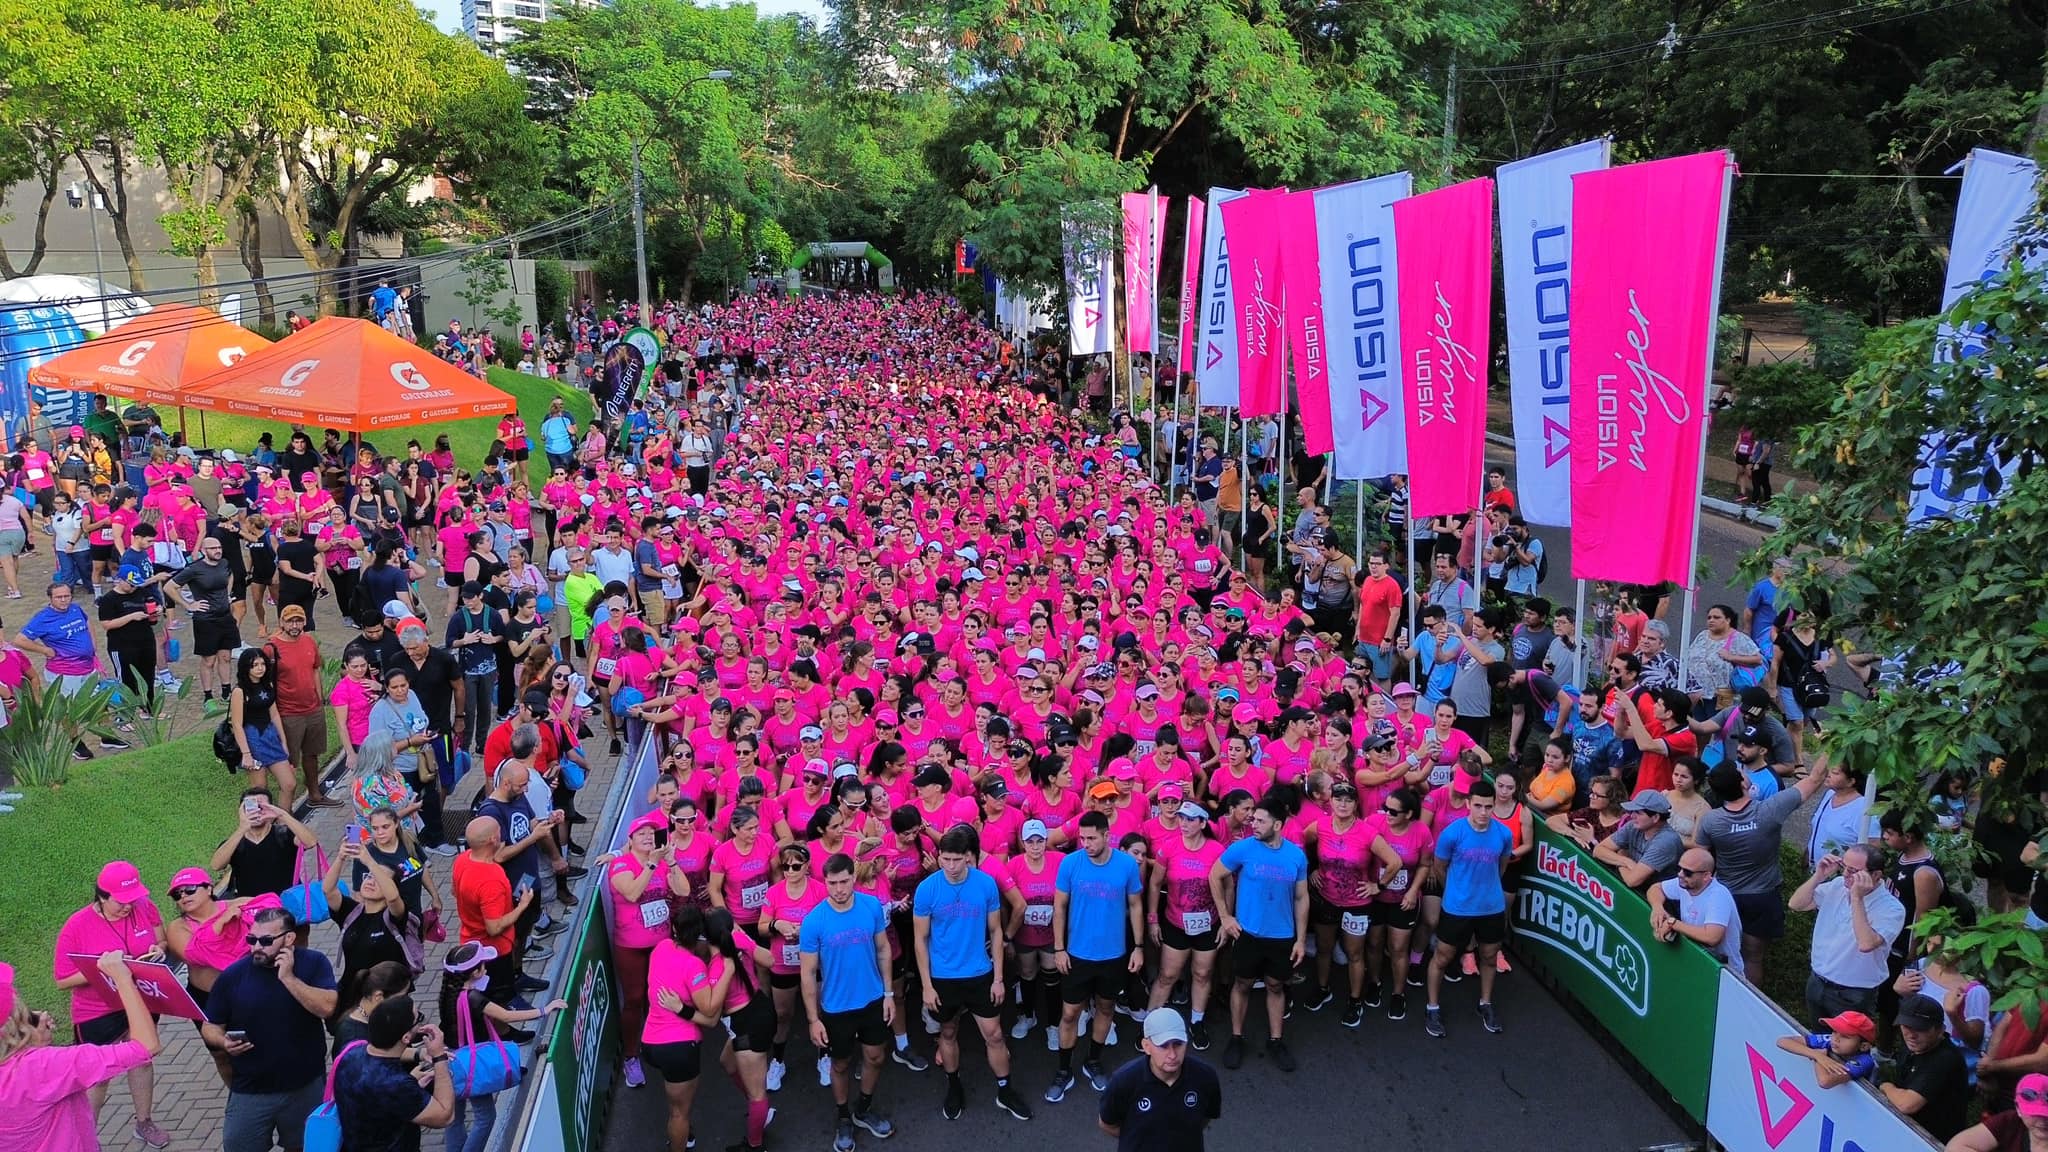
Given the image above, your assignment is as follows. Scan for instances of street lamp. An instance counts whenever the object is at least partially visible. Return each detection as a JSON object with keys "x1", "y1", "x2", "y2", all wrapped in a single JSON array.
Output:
[
  {"x1": 66, "y1": 180, "x2": 108, "y2": 325},
  {"x1": 634, "y1": 68, "x2": 733, "y2": 325}
]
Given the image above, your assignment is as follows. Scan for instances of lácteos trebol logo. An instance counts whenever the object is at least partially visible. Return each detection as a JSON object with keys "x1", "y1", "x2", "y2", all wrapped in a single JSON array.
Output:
[{"x1": 1517, "y1": 842, "x2": 1649, "y2": 1014}]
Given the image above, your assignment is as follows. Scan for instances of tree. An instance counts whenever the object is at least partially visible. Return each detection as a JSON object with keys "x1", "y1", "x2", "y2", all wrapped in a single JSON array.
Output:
[
  {"x1": 0, "y1": 0, "x2": 91, "y2": 278},
  {"x1": 1754, "y1": 202, "x2": 2048, "y2": 1016}
]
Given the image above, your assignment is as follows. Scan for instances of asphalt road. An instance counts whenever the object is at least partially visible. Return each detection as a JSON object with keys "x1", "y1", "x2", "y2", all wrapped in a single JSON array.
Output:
[{"x1": 597, "y1": 967, "x2": 1691, "y2": 1152}]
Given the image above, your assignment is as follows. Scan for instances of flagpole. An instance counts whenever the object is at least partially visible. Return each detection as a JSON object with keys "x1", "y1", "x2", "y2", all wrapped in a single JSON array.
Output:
[
  {"x1": 1678, "y1": 155, "x2": 1737, "y2": 696},
  {"x1": 1405, "y1": 501, "x2": 1418, "y2": 675},
  {"x1": 1147, "y1": 188, "x2": 1161, "y2": 480},
  {"x1": 1574, "y1": 578, "x2": 1589, "y2": 683},
  {"x1": 1239, "y1": 414, "x2": 1250, "y2": 573},
  {"x1": 1275, "y1": 401, "x2": 1288, "y2": 576}
]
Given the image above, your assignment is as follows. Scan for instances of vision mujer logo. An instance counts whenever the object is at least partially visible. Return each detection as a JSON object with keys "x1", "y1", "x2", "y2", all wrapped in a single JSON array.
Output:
[{"x1": 1593, "y1": 289, "x2": 1691, "y2": 472}]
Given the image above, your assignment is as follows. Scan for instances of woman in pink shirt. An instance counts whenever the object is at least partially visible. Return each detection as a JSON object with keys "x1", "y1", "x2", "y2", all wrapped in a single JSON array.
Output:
[
  {"x1": 709, "y1": 807, "x2": 776, "y2": 940},
  {"x1": 0, "y1": 955, "x2": 163, "y2": 1152},
  {"x1": 758, "y1": 841, "x2": 825, "y2": 1090},
  {"x1": 610, "y1": 811, "x2": 678, "y2": 1089},
  {"x1": 643, "y1": 906, "x2": 733, "y2": 1152},
  {"x1": 49, "y1": 861, "x2": 168, "y2": 1147}
]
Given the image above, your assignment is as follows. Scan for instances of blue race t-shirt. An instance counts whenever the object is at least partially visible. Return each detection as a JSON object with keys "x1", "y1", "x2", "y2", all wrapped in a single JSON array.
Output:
[
  {"x1": 1434, "y1": 817, "x2": 1514, "y2": 917},
  {"x1": 1054, "y1": 849, "x2": 1143, "y2": 962},
  {"x1": 913, "y1": 868, "x2": 1001, "y2": 979},
  {"x1": 1217, "y1": 836, "x2": 1307, "y2": 940},
  {"x1": 1745, "y1": 578, "x2": 1779, "y2": 646},
  {"x1": 799, "y1": 893, "x2": 888, "y2": 1014},
  {"x1": 541, "y1": 415, "x2": 575, "y2": 455}
]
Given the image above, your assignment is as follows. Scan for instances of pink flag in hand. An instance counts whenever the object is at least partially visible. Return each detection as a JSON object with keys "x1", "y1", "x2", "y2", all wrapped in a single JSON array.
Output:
[
  {"x1": 1394, "y1": 178, "x2": 1495, "y2": 518},
  {"x1": 1568, "y1": 151, "x2": 1733, "y2": 586}
]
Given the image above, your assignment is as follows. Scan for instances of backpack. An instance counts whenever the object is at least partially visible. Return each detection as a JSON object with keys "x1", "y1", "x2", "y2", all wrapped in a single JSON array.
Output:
[
  {"x1": 1533, "y1": 539, "x2": 1549, "y2": 585},
  {"x1": 212, "y1": 718, "x2": 241, "y2": 769}
]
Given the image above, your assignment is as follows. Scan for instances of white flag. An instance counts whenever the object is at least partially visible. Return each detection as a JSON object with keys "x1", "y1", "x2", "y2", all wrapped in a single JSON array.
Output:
[
  {"x1": 1196, "y1": 188, "x2": 1247, "y2": 407},
  {"x1": 1314, "y1": 173, "x2": 1410, "y2": 480},
  {"x1": 1063, "y1": 205, "x2": 1115, "y2": 356}
]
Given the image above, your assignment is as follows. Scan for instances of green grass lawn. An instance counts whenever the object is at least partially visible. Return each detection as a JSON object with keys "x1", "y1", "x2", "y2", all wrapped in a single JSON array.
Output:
[
  {"x1": 161, "y1": 367, "x2": 592, "y2": 463},
  {"x1": 0, "y1": 725, "x2": 247, "y2": 1031}
]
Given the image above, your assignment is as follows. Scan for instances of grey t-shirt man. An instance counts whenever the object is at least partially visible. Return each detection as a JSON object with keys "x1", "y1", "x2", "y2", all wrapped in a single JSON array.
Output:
[
  {"x1": 1450, "y1": 638, "x2": 1505, "y2": 719},
  {"x1": 1610, "y1": 821, "x2": 1684, "y2": 886},
  {"x1": 1694, "y1": 787, "x2": 1808, "y2": 896}
]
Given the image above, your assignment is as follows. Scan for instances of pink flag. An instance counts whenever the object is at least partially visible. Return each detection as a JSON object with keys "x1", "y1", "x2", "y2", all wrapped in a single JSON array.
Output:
[
  {"x1": 1394, "y1": 178, "x2": 1495, "y2": 517},
  {"x1": 1177, "y1": 195, "x2": 1205, "y2": 377},
  {"x1": 1277, "y1": 191, "x2": 1332, "y2": 455},
  {"x1": 1122, "y1": 193, "x2": 1167, "y2": 354},
  {"x1": 1568, "y1": 151, "x2": 1733, "y2": 586},
  {"x1": 1220, "y1": 191, "x2": 1288, "y2": 417}
]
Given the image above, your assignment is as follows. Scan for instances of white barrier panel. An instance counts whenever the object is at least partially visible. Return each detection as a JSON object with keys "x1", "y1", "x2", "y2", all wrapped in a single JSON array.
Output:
[
  {"x1": 519, "y1": 1064, "x2": 563, "y2": 1152},
  {"x1": 1705, "y1": 968, "x2": 1940, "y2": 1152}
]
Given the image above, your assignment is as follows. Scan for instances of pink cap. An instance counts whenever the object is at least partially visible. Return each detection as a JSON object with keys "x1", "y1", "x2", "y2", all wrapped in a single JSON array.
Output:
[
  {"x1": 629, "y1": 810, "x2": 667, "y2": 837},
  {"x1": 875, "y1": 707, "x2": 899, "y2": 725},
  {"x1": 169, "y1": 867, "x2": 213, "y2": 892},
  {"x1": 1390, "y1": 682, "x2": 1419, "y2": 699},
  {"x1": 1105, "y1": 757, "x2": 1138, "y2": 780},
  {"x1": 1230, "y1": 702, "x2": 1260, "y2": 724},
  {"x1": 97, "y1": 860, "x2": 149, "y2": 902},
  {"x1": 0, "y1": 962, "x2": 14, "y2": 1020}
]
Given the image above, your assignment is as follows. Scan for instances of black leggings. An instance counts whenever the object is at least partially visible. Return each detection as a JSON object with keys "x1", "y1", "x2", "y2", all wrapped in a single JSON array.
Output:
[{"x1": 108, "y1": 645, "x2": 159, "y2": 713}]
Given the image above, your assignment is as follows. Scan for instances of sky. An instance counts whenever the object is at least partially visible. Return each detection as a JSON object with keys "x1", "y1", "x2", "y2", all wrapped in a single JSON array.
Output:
[{"x1": 423, "y1": 0, "x2": 832, "y2": 35}]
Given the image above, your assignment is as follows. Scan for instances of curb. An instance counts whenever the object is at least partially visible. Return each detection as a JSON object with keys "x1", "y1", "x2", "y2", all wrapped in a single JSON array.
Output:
[{"x1": 1483, "y1": 430, "x2": 1781, "y2": 531}]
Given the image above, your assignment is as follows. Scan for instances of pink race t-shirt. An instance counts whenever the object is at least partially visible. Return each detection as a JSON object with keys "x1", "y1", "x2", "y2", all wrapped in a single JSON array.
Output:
[
  {"x1": 0, "y1": 1039, "x2": 154, "y2": 1152},
  {"x1": 643, "y1": 939, "x2": 711, "y2": 1045},
  {"x1": 711, "y1": 836, "x2": 776, "y2": 925},
  {"x1": 52, "y1": 903, "x2": 163, "y2": 1021},
  {"x1": 1155, "y1": 835, "x2": 1225, "y2": 933},
  {"x1": 608, "y1": 853, "x2": 675, "y2": 951}
]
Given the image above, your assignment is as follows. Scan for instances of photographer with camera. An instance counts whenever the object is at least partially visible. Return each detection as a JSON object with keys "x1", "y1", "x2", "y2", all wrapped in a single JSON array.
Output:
[{"x1": 1483, "y1": 515, "x2": 1545, "y2": 610}]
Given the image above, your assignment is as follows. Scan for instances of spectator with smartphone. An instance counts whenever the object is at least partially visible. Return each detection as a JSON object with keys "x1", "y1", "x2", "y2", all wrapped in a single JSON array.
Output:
[
  {"x1": 199, "y1": 906, "x2": 337, "y2": 1152},
  {"x1": 0, "y1": 953, "x2": 164, "y2": 1152},
  {"x1": 209, "y1": 789, "x2": 320, "y2": 898},
  {"x1": 454, "y1": 816, "x2": 535, "y2": 1007},
  {"x1": 477, "y1": 744, "x2": 560, "y2": 995},
  {"x1": 330, "y1": 993, "x2": 455, "y2": 1151}
]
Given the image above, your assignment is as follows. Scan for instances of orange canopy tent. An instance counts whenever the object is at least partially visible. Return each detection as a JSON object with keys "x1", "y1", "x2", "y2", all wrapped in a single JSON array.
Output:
[
  {"x1": 26, "y1": 302, "x2": 273, "y2": 406},
  {"x1": 177, "y1": 317, "x2": 516, "y2": 432}
]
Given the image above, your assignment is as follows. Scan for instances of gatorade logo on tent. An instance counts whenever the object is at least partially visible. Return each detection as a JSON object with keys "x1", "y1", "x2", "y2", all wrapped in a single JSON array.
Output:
[
  {"x1": 391, "y1": 361, "x2": 432, "y2": 392},
  {"x1": 279, "y1": 359, "x2": 320, "y2": 391},
  {"x1": 118, "y1": 340, "x2": 155, "y2": 367},
  {"x1": 1744, "y1": 1044, "x2": 1813, "y2": 1147}
]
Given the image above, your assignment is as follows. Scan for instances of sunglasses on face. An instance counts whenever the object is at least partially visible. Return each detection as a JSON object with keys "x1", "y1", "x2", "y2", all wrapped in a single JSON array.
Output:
[
  {"x1": 244, "y1": 933, "x2": 285, "y2": 947},
  {"x1": 1676, "y1": 865, "x2": 1709, "y2": 878},
  {"x1": 170, "y1": 885, "x2": 205, "y2": 900},
  {"x1": 672, "y1": 815, "x2": 697, "y2": 826},
  {"x1": 783, "y1": 862, "x2": 807, "y2": 872}
]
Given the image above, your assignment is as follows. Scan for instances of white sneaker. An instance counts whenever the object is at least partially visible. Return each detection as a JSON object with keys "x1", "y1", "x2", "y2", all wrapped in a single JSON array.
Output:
[
  {"x1": 1010, "y1": 1014, "x2": 1035, "y2": 1040},
  {"x1": 1045, "y1": 1025, "x2": 1060, "y2": 1052},
  {"x1": 765, "y1": 1059, "x2": 785, "y2": 1093},
  {"x1": 922, "y1": 1008, "x2": 941, "y2": 1036},
  {"x1": 816, "y1": 1054, "x2": 833, "y2": 1087},
  {"x1": 1104, "y1": 1023, "x2": 1118, "y2": 1047}
]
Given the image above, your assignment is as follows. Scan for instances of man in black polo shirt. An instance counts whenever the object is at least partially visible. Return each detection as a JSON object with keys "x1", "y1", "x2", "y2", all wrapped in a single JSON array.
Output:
[
  {"x1": 1883, "y1": 993, "x2": 1970, "y2": 1142},
  {"x1": 1099, "y1": 1009, "x2": 1220, "y2": 1152}
]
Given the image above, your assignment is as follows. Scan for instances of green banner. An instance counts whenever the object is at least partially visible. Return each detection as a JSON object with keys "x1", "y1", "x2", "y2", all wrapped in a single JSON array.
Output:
[
  {"x1": 551, "y1": 904, "x2": 619, "y2": 1152},
  {"x1": 1512, "y1": 823, "x2": 1721, "y2": 1120}
]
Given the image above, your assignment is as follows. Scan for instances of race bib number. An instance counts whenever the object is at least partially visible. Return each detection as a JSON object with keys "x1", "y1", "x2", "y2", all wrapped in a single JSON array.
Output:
[
  {"x1": 780, "y1": 942, "x2": 802, "y2": 968},
  {"x1": 593, "y1": 657, "x2": 618, "y2": 679},
  {"x1": 1022, "y1": 905, "x2": 1053, "y2": 927},
  {"x1": 1387, "y1": 869, "x2": 1411, "y2": 893},
  {"x1": 1180, "y1": 909, "x2": 1213, "y2": 936},
  {"x1": 1340, "y1": 911, "x2": 1371, "y2": 936},
  {"x1": 1427, "y1": 764, "x2": 1453, "y2": 788},
  {"x1": 1193, "y1": 559, "x2": 1213, "y2": 573},
  {"x1": 639, "y1": 898, "x2": 671, "y2": 930},
  {"x1": 24, "y1": 467, "x2": 44, "y2": 482},
  {"x1": 740, "y1": 882, "x2": 769, "y2": 910}
]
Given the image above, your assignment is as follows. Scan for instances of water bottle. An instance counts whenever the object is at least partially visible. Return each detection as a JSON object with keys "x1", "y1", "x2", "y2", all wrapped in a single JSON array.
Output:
[{"x1": 167, "y1": 637, "x2": 182, "y2": 663}]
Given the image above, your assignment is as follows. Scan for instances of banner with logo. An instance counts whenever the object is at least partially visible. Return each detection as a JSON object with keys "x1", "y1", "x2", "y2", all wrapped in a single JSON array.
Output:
[
  {"x1": 1220, "y1": 190, "x2": 1289, "y2": 417},
  {"x1": 1705, "y1": 969, "x2": 1940, "y2": 1151},
  {"x1": 1394, "y1": 177, "x2": 1495, "y2": 517},
  {"x1": 1063, "y1": 204, "x2": 1116, "y2": 356},
  {"x1": 1315, "y1": 173, "x2": 1410, "y2": 480},
  {"x1": 1197, "y1": 189, "x2": 1247, "y2": 407},
  {"x1": 1500, "y1": 140, "x2": 1610, "y2": 528},
  {"x1": 549, "y1": 892, "x2": 619, "y2": 1152},
  {"x1": 1177, "y1": 195, "x2": 1206, "y2": 378},
  {"x1": 1278, "y1": 190, "x2": 1332, "y2": 455},
  {"x1": 64, "y1": 955, "x2": 206, "y2": 1021},
  {"x1": 1567, "y1": 151, "x2": 1733, "y2": 586},
  {"x1": 1122, "y1": 192, "x2": 1168, "y2": 355},
  {"x1": 595, "y1": 337, "x2": 646, "y2": 426},
  {"x1": 1909, "y1": 148, "x2": 2043, "y2": 524},
  {"x1": 1512, "y1": 825, "x2": 1722, "y2": 1120}
]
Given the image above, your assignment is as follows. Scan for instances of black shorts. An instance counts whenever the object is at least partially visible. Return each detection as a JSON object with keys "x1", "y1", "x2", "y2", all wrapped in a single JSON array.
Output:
[
  {"x1": 820, "y1": 998, "x2": 890, "y2": 1060},
  {"x1": 725, "y1": 996, "x2": 776, "y2": 1053},
  {"x1": 249, "y1": 558, "x2": 276, "y2": 585},
  {"x1": 91, "y1": 543, "x2": 116, "y2": 563},
  {"x1": 193, "y1": 616, "x2": 240, "y2": 657},
  {"x1": 770, "y1": 969, "x2": 800, "y2": 990},
  {"x1": 507, "y1": 447, "x2": 531, "y2": 462},
  {"x1": 74, "y1": 1010, "x2": 155, "y2": 1045},
  {"x1": 1311, "y1": 893, "x2": 1373, "y2": 931},
  {"x1": 1060, "y1": 956, "x2": 1128, "y2": 1005},
  {"x1": 1371, "y1": 902, "x2": 1419, "y2": 932},
  {"x1": 1437, "y1": 912, "x2": 1507, "y2": 949},
  {"x1": 1231, "y1": 933, "x2": 1295, "y2": 984},
  {"x1": 642, "y1": 1040, "x2": 702, "y2": 1082},
  {"x1": 1733, "y1": 890, "x2": 1787, "y2": 941},
  {"x1": 1160, "y1": 920, "x2": 1218, "y2": 953},
  {"x1": 931, "y1": 974, "x2": 999, "y2": 1022}
]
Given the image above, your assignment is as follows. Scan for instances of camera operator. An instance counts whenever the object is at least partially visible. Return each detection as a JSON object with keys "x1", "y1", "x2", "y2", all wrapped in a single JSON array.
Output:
[{"x1": 1484, "y1": 515, "x2": 1545, "y2": 609}]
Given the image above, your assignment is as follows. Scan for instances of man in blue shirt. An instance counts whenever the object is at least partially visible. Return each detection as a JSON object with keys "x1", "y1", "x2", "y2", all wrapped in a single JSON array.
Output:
[
  {"x1": 913, "y1": 825, "x2": 1033, "y2": 1122},
  {"x1": 1208, "y1": 797, "x2": 1308, "y2": 1073},
  {"x1": 1743, "y1": 557, "x2": 1794, "y2": 648},
  {"x1": 1048, "y1": 811, "x2": 1143, "y2": 1102},
  {"x1": 1426, "y1": 789, "x2": 1515, "y2": 1039},
  {"x1": 199, "y1": 906, "x2": 338, "y2": 1152},
  {"x1": 801, "y1": 852, "x2": 898, "y2": 1151}
]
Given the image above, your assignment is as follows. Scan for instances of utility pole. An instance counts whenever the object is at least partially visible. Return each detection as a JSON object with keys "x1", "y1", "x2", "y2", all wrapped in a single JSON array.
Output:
[
  {"x1": 1441, "y1": 50, "x2": 1460, "y2": 180},
  {"x1": 632, "y1": 138, "x2": 649, "y2": 326}
]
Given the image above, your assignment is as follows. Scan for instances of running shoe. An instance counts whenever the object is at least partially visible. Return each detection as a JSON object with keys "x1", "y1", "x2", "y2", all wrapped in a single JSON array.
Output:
[
  {"x1": 623, "y1": 1057, "x2": 644, "y2": 1088},
  {"x1": 134, "y1": 1120, "x2": 170, "y2": 1149},
  {"x1": 1478, "y1": 1001, "x2": 1502, "y2": 1034},
  {"x1": 100, "y1": 737, "x2": 131, "y2": 752},
  {"x1": 943, "y1": 1076, "x2": 965, "y2": 1120},
  {"x1": 1424, "y1": 1006, "x2": 1445, "y2": 1038},
  {"x1": 851, "y1": 1108, "x2": 893, "y2": 1138},
  {"x1": 995, "y1": 1083, "x2": 1033, "y2": 1120},
  {"x1": 765, "y1": 1059, "x2": 784, "y2": 1092},
  {"x1": 1042, "y1": 1069, "x2": 1075, "y2": 1103},
  {"x1": 833, "y1": 1118, "x2": 856, "y2": 1152},
  {"x1": 1342, "y1": 1000, "x2": 1366, "y2": 1029},
  {"x1": 1302, "y1": 985, "x2": 1333, "y2": 1012},
  {"x1": 1362, "y1": 980, "x2": 1384, "y2": 1008},
  {"x1": 1103, "y1": 1023, "x2": 1118, "y2": 1047},
  {"x1": 1189, "y1": 1017, "x2": 1210, "y2": 1050},
  {"x1": 1387, "y1": 993, "x2": 1408, "y2": 1021},
  {"x1": 1045, "y1": 1025, "x2": 1060, "y2": 1052},
  {"x1": 1406, "y1": 968, "x2": 1424, "y2": 988},
  {"x1": 1010, "y1": 1013, "x2": 1036, "y2": 1040},
  {"x1": 1081, "y1": 1059, "x2": 1107, "y2": 1092},
  {"x1": 1460, "y1": 952, "x2": 1478, "y2": 977},
  {"x1": 1221, "y1": 1035, "x2": 1244, "y2": 1070},
  {"x1": 922, "y1": 1008, "x2": 941, "y2": 1035},
  {"x1": 1495, "y1": 952, "x2": 1513, "y2": 974},
  {"x1": 890, "y1": 1044, "x2": 929, "y2": 1072},
  {"x1": 1267, "y1": 1038, "x2": 1297, "y2": 1073}
]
